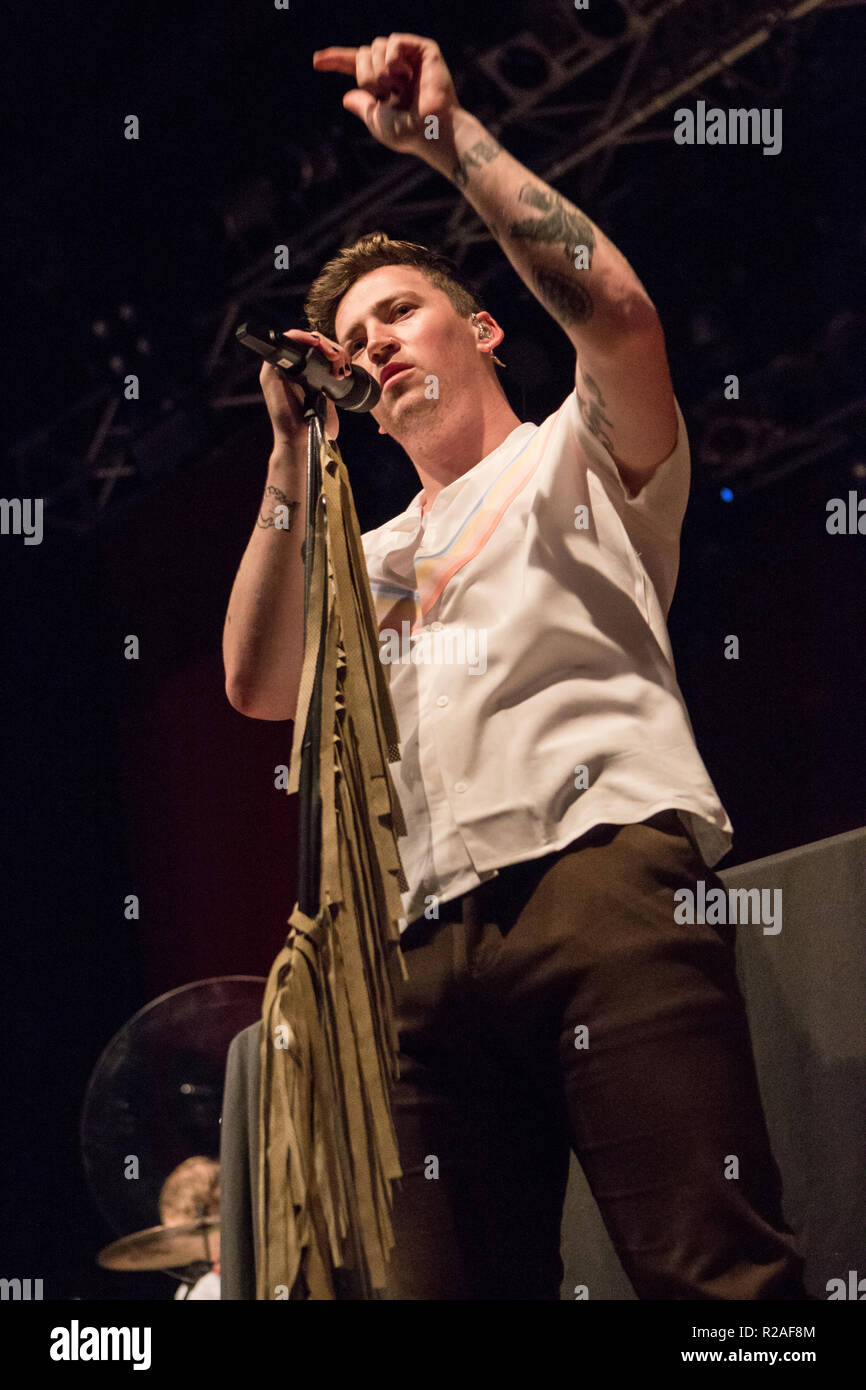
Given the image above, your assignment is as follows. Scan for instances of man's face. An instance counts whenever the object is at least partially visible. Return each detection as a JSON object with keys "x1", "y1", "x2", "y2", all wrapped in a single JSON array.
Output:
[{"x1": 333, "y1": 264, "x2": 486, "y2": 435}]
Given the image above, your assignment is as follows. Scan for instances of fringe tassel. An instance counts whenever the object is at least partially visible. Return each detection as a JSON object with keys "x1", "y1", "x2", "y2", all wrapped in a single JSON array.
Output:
[{"x1": 256, "y1": 430, "x2": 409, "y2": 1300}]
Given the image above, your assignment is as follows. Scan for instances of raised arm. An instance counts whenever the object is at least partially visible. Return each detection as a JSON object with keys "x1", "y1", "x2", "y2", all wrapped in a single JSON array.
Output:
[{"x1": 314, "y1": 34, "x2": 678, "y2": 493}]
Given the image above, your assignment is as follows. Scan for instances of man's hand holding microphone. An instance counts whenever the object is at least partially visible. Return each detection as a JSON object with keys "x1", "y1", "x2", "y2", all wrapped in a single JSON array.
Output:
[{"x1": 258, "y1": 329, "x2": 351, "y2": 456}]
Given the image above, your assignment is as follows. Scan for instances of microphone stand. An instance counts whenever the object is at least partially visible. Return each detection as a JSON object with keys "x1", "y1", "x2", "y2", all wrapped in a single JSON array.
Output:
[{"x1": 294, "y1": 378, "x2": 328, "y2": 918}]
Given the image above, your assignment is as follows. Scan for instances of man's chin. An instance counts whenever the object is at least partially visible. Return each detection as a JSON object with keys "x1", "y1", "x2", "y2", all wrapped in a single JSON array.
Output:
[{"x1": 378, "y1": 396, "x2": 434, "y2": 439}]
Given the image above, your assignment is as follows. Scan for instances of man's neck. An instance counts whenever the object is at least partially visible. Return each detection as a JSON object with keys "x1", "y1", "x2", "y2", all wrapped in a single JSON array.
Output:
[{"x1": 401, "y1": 390, "x2": 523, "y2": 516}]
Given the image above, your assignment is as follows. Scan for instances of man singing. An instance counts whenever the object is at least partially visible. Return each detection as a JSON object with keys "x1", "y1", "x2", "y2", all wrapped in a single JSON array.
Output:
[{"x1": 223, "y1": 33, "x2": 809, "y2": 1300}]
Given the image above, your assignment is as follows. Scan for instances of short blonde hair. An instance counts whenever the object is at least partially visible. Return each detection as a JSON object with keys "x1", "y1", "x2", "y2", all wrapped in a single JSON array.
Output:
[{"x1": 304, "y1": 231, "x2": 504, "y2": 374}]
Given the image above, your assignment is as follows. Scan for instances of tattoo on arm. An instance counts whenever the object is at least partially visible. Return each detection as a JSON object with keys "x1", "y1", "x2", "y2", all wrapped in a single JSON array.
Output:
[
  {"x1": 450, "y1": 136, "x2": 502, "y2": 189},
  {"x1": 575, "y1": 371, "x2": 615, "y2": 453},
  {"x1": 505, "y1": 185, "x2": 597, "y2": 328},
  {"x1": 583, "y1": 372, "x2": 606, "y2": 407},
  {"x1": 508, "y1": 185, "x2": 596, "y2": 267},
  {"x1": 532, "y1": 267, "x2": 593, "y2": 327},
  {"x1": 257, "y1": 485, "x2": 299, "y2": 531}
]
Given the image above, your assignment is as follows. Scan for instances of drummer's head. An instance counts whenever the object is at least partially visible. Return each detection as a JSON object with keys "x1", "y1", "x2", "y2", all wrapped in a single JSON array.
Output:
[{"x1": 159, "y1": 1155, "x2": 220, "y2": 1226}]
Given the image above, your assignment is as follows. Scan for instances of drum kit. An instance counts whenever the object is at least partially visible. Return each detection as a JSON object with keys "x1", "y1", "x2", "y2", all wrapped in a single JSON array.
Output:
[{"x1": 80, "y1": 976, "x2": 264, "y2": 1289}]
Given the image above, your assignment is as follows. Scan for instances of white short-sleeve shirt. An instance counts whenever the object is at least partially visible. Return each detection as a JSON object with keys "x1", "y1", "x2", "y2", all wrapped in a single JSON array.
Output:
[{"x1": 361, "y1": 386, "x2": 733, "y2": 930}]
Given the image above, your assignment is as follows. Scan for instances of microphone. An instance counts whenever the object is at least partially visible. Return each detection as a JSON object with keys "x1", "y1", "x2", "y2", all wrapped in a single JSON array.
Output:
[{"x1": 236, "y1": 318, "x2": 380, "y2": 413}]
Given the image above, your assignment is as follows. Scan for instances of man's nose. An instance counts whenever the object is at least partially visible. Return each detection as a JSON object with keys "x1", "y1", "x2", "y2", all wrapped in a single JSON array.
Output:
[{"x1": 367, "y1": 333, "x2": 398, "y2": 366}]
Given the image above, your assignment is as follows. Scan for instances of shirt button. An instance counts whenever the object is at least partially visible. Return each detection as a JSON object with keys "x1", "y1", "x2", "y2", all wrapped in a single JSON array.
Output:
[
  {"x1": 454, "y1": 781, "x2": 468, "y2": 793},
  {"x1": 435, "y1": 694, "x2": 448, "y2": 707},
  {"x1": 430, "y1": 621, "x2": 444, "y2": 631}
]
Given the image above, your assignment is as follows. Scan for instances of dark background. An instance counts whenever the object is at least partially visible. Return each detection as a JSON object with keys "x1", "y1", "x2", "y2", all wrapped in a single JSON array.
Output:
[{"x1": 2, "y1": 0, "x2": 864, "y2": 1299}]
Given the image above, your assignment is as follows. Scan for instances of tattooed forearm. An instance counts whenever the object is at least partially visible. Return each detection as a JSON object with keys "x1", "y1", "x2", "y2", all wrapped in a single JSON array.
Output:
[
  {"x1": 450, "y1": 135, "x2": 503, "y2": 189},
  {"x1": 509, "y1": 184, "x2": 596, "y2": 266},
  {"x1": 575, "y1": 375, "x2": 615, "y2": 454},
  {"x1": 429, "y1": 109, "x2": 653, "y2": 352},
  {"x1": 257, "y1": 485, "x2": 299, "y2": 531},
  {"x1": 532, "y1": 267, "x2": 593, "y2": 327}
]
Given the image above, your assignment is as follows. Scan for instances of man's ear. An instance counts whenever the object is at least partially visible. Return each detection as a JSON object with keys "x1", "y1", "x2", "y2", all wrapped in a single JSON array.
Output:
[{"x1": 473, "y1": 312, "x2": 507, "y2": 369}]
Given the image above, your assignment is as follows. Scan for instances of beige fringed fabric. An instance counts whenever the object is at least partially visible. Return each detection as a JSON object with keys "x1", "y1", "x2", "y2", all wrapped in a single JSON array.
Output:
[{"x1": 256, "y1": 430, "x2": 410, "y2": 1300}]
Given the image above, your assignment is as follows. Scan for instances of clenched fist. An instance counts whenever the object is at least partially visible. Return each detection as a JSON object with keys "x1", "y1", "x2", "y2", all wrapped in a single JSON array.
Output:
[{"x1": 312, "y1": 34, "x2": 461, "y2": 159}]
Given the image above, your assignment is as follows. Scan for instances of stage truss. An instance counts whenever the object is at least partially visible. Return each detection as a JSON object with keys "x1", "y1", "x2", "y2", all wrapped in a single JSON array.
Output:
[{"x1": 9, "y1": 0, "x2": 863, "y2": 531}]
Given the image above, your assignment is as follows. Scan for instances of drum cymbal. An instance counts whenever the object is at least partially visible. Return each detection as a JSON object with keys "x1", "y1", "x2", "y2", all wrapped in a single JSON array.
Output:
[
  {"x1": 98, "y1": 1219, "x2": 220, "y2": 1271},
  {"x1": 80, "y1": 976, "x2": 265, "y2": 1238}
]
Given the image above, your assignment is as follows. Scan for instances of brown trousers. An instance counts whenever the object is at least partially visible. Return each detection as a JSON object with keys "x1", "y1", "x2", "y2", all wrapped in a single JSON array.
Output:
[{"x1": 376, "y1": 810, "x2": 809, "y2": 1300}]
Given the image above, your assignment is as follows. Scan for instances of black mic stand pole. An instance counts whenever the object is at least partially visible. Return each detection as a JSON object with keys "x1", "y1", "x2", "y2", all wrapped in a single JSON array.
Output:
[{"x1": 294, "y1": 379, "x2": 326, "y2": 917}]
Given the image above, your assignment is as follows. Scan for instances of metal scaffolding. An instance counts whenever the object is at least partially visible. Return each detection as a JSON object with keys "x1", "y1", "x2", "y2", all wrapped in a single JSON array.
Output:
[{"x1": 9, "y1": 0, "x2": 861, "y2": 531}]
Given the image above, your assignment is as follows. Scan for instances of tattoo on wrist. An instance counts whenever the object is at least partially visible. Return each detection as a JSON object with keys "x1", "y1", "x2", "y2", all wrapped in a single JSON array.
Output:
[
  {"x1": 451, "y1": 136, "x2": 502, "y2": 189},
  {"x1": 532, "y1": 266, "x2": 594, "y2": 327},
  {"x1": 257, "y1": 485, "x2": 299, "y2": 531},
  {"x1": 509, "y1": 184, "x2": 596, "y2": 265}
]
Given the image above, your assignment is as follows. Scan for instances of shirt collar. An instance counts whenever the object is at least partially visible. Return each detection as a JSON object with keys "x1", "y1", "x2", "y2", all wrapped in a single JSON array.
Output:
[{"x1": 389, "y1": 421, "x2": 534, "y2": 532}]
